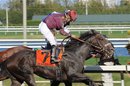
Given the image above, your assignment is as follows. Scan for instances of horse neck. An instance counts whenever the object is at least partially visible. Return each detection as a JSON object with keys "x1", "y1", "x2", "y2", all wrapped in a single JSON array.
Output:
[{"x1": 75, "y1": 44, "x2": 91, "y2": 62}]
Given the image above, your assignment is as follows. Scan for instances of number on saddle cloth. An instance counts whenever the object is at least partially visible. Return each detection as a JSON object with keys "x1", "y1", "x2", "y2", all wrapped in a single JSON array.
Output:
[
  {"x1": 36, "y1": 46, "x2": 63, "y2": 66},
  {"x1": 41, "y1": 50, "x2": 50, "y2": 63},
  {"x1": 36, "y1": 49, "x2": 51, "y2": 66}
]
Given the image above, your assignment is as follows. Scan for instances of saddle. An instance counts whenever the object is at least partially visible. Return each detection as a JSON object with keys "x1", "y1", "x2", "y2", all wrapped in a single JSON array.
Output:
[{"x1": 36, "y1": 46, "x2": 64, "y2": 67}]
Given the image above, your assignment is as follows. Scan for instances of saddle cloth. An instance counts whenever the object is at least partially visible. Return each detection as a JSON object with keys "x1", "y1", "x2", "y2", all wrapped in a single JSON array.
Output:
[{"x1": 36, "y1": 48, "x2": 63, "y2": 67}]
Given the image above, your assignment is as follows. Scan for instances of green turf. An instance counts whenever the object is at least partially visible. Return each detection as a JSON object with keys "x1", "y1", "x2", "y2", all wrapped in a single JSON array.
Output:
[{"x1": 0, "y1": 30, "x2": 129, "y2": 39}]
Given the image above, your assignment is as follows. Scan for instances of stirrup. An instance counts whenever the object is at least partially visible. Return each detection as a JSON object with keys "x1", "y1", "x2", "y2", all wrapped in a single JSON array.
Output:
[
  {"x1": 41, "y1": 46, "x2": 45, "y2": 50},
  {"x1": 51, "y1": 58, "x2": 59, "y2": 63}
]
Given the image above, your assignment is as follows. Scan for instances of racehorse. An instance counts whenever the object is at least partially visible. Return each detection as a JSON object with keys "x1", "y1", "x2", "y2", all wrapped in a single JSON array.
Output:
[
  {"x1": 0, "y1": 46, "x2": 32, "y2": 81},
  {"x1": 1, "y1": 30, "x2": 114, "y2": 86}
]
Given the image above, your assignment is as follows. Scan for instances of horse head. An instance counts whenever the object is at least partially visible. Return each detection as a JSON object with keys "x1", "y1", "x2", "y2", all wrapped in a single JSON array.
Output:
[
  {"x1": 64, "y1": 29, "x2": 114, "y2": 63},
  {"x1": 84, "y1": 30, "x2": 114, "y2": 62}
]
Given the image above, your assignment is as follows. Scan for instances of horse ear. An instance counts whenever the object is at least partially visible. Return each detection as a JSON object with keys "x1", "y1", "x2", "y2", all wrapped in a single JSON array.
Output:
[
  {"x1": 95, "y1": 34, "x2": 101, "y2": 38},
  {"x1": 88, "y1": 29, "x2": 93, "y2": 33},
  {"x1": 90, "y1": 29, "x2": 97, "y2": 34}
]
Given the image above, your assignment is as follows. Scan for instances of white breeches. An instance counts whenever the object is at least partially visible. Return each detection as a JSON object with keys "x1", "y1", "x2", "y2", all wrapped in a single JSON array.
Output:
[{"x1": 39, "y1": 22, "x2": 57, "y2": 46}]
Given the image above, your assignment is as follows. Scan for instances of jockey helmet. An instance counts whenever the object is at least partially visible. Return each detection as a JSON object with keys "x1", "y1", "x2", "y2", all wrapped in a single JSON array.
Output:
[{"x1": 65, "y1": 10, "x2": 78, "y2": 22}]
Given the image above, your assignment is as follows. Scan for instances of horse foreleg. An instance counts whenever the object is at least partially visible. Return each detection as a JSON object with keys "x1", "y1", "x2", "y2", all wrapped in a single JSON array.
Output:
[
  {"x1": 24, "y1": 74, "x2": 36, "y2": 86},
  {"x1": 51, "y1": 80, "x2": 72, "y2": 86},
  {"x1": 64, "y1": 80, "x2": 72, "y2": 86},
  {"x1": 10, "y1": 78, "x2": 23, "y2": 86},
  {"x1": 50, "y1": 80, "x2": 60, "y2": 86},
  {"x1": 70, "y1": 73, "x2": 97, "y2": 86}
]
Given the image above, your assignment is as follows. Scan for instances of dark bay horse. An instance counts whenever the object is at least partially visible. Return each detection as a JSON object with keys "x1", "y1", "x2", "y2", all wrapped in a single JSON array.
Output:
[
  {"x1": 1, "y1": 30, "x2": 114, "y2": 86},
  {"x1": 0, "y1": 46, "x2": 32, "y2": 81}
]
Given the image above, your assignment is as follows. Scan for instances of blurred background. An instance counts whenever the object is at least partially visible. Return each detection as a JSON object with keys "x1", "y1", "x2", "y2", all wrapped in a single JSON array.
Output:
[{"x1": 0, "y1": 0, "x2": 130, "y2": 26}]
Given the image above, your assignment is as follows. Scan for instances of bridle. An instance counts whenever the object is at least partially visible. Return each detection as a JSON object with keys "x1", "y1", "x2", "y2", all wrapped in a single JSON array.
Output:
[{"x1": 62, "y1": 34, "x2": 113, "y2": 58}]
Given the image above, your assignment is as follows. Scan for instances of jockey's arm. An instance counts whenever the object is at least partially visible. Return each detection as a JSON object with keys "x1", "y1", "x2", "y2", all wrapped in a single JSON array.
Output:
[{"x1": 59, "y1": 27, "x2": 71, "y2": 36}]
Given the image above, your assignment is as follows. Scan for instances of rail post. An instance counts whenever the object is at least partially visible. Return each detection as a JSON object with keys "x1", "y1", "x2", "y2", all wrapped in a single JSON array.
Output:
[
  {"x1": 120, "y1": 71, "x2": 125, "y2": 86},
  {"x1": 0, "y1": 81, "x2": 3, "y2": 86},
  {"x1": 128, "y1": 30, "x2": 130, "y2": 43},
  {"x1": 101, "y1": 62, "x2": 114, "y2": 86}
]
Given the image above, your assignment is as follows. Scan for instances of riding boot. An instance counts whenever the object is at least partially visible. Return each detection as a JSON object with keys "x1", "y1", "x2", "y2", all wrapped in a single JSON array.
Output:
[
  {"x1": 44, "y1": 39, "x2": 52, "y2": 50},
  {"x1": 51, "y1": 45, "x2": 59, "y2": 63}
]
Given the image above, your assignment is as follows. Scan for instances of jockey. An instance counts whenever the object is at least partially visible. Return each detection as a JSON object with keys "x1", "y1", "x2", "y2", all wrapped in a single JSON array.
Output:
[{"x1": 38, "y1": 10, "x2": 78, "y2": 63}]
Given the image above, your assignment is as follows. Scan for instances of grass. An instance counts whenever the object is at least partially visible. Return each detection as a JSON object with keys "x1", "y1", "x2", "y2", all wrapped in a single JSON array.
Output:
[
  {"x1": 85, "y1": 56, "x2": 130, "y2": 65},
  {"x1": 0, "y1": 31, "x2": 129, "y2": 39},
  {"x1": 3, "y1": 74, "x2": 130, "y2": 86}
]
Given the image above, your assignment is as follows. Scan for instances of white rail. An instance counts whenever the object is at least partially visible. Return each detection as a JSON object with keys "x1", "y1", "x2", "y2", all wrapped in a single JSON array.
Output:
[
  {"x1": 0, "y1": 25, "x2": 130, "y2": 33},
  {"x1": 20, "y1": 65, "x2": 130, "y2": 86},
  {"x1": 0, "y1": 38, "x2": 129, "y2": 48}
]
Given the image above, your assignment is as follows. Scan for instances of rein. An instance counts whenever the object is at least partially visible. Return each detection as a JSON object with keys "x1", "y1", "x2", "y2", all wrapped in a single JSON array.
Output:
[
  {"x1": 71, "y1": 36, "x2": 85, "y2": 43},
  {"x1": 71, "y1": 36, "x2": 108, "y2": 54},
  {"x1": 62, "y1": 35, "x2": 111, "y2": 57},
  {"x1": 61, "y1": 36, "x2": 85, "y2": 44}
]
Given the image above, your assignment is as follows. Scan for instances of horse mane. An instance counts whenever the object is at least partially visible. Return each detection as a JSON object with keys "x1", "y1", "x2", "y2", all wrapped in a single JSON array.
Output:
[
  {"x1": 64, "y1": 29, "x2": 99, "y2": 51},
  {"x1": 79, "y1": 29, "x2": 99, "y2": 40}
]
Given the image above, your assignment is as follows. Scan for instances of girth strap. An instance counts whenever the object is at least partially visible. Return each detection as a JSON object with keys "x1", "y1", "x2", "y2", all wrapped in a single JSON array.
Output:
[{"x1": 56, "y1": 65, "x2": 62, "y2": 80}]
